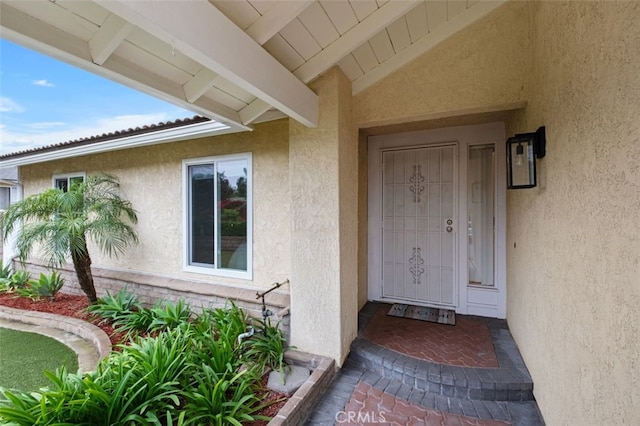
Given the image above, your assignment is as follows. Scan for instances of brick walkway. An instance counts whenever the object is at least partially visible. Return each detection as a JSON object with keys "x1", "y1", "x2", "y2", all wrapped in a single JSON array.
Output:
[
  {"x1": 305, "y1": 303, "x2": 543, "y2": 426},
  {"x1": 342, "y1": 382, "x2": 510, "y2": 426},
  {"x1": 362, "y1": 307, "x2": 499, "y2": 368}
]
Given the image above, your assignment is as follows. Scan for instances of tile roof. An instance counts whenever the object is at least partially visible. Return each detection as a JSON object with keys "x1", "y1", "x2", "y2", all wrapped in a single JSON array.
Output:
[{"x1": 0, "y1": 116, "x2": 210, "y2": 160}]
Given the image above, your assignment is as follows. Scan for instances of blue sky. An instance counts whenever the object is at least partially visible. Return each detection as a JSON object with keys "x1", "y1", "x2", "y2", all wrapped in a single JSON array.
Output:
[{"x1": 0, "y1": 39, "x2": 193, "y2": 156}]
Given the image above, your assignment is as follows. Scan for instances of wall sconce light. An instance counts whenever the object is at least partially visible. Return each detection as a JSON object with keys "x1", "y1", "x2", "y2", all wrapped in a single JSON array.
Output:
[{"x1": 506, "y1": 126, "x2": 546, "y2": 189}]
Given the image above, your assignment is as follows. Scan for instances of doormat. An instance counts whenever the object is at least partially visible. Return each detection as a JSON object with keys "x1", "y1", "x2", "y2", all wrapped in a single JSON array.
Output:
[{"x1": 387, "y1": 304, "x2": 456, "y2": 326}]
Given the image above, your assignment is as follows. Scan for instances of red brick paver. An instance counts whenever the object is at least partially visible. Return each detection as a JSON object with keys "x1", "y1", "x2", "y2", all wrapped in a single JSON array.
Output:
[
  {"x1": 362, "y1": 307, "x2": 499, "y2": 368},
  {"x1": 339, "y1": 382, "x2": 510, "y2": 426}
]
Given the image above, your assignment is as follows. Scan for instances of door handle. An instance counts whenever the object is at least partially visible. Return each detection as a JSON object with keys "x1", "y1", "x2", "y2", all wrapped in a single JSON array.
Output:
[{"x1": 446, "y1": 226, "x2": 453, "y2": 233}]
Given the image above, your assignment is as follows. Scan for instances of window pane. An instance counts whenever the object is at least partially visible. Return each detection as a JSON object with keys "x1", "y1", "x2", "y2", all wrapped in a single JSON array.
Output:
[
  {"x1": 69, "y1": 176, "x2": 84, "y2": 190},
  {"x1": 468, "y1": 145, "x2": 495, "y2": 286},
  {"x1": 55, "y1": 178, "x2": 68, "y2": 192},
  {"x1": 217, "y1": 159, "x2": 247, "y2": 271},
  {"x1": 190, "y1": 164, "x2": 215, "y2": 266},
  {"x1": 0, "y1": 188, "x2": 10, "y2": 210}
]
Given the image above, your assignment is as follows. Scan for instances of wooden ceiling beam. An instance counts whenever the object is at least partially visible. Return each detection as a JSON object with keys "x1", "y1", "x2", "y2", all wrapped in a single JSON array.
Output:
[
  {"x1": 293, "y1": 0, "x2": 422, "y2": 83},
  {"x1": 0, "y1": 2, "x2": 248, "y2": 129},
  {"x1": 246, "y1": 0, "x2": 314, "y2": 45},
  {"x1": 96, "y1": 0, "x2": 318, "y2": 127},
  {"x1": 88, "y1": 13, "x2": 133, "y2": 65},
  {"x1": 183, "y1": 68, "x2": 220, "y2": 103}
]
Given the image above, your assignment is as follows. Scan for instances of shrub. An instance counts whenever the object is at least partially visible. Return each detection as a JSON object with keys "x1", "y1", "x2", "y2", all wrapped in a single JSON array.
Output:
[
  {"x1": 0, "y1": 263, "x2": 16, "y2": 293},
  {"x1": 148, "y1": 300, "x2": 192, "y2": 333},
  {"x1": 0, "y1": 261, "x2": 12, "y2": 280},
  {"x1": 86, "y1": 288, "x2": 142, "y2": 322},
  {"x1": 8, "y1": 270, "x2": 30, "y2": 290},
  {"x1": 181, "y1": 364, "x2": 268, "y2": 426},
  {"x1": 243, "y1": 318, "x2": 291, "y2": 376},
  {"x1": 113, "y1": 307, "x2": 155, "y2": 338},
  {"x1": 0, "y1": 308, "x2": 275, "y2": 425},
  {"x1": 17, "y1": 271, "x2": 65, "y2": 301}
]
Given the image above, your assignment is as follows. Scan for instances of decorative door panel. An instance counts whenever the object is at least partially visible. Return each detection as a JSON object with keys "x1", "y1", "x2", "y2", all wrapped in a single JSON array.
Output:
[{"x1": 381, "y1": 145, "x2": 456, "y2": 306}]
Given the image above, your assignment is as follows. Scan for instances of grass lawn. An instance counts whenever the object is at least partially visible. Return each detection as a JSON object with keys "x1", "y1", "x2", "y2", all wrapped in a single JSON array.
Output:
[{"x1": 0, "y1": 327, "x2": 78, "y2": 391}]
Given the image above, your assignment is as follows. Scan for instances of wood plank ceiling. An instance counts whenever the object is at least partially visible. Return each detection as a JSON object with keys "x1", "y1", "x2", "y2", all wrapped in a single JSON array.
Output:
[{"x1": 0, "y1": 0, "x2": 505, "y2": 131}]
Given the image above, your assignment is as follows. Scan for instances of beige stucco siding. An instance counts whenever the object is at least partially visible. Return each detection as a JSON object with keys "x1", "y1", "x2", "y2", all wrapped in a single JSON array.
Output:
[
  {"x1": 289, "y1": 67, "x2": 358, "y2": 363},
  {"x1": 353, "y1": 0, "x2": 530, "y2": 129},
  {"x1": 20, "y1": 120, "x2": 291, "y2": 291},
  {"x1": 506, "y1": 1, "x2": 640, "y2": 424},
  {"x1": 13, "y1": 0, "x2": 640, "y2": 419},
  {"x1": 354, "y1": 0, "x2": 639, "y2": 423},
  {"x1": 353, "y1": 0, "x2": 530, "y2": 311}
]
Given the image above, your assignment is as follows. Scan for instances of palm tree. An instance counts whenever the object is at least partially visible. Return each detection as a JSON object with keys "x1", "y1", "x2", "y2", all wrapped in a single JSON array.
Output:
[{"x1": 0, "y1": 173, "x2": 138, "y2": 303}]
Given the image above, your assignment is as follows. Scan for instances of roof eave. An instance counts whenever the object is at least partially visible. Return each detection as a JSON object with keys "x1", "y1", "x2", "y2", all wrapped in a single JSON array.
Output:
[{"x1": 1, "y1": 121, "x2": 244, "y2": 168}]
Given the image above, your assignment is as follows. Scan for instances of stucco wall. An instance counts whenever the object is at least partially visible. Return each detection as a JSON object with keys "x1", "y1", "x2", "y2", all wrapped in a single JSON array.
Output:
[
  {"x1": 353, "y1": 0, "x2": 639, "y2": 422},
  {"x1": 353, "y1": 0, "x2": 530, "y2": 309},
  {"x1": 505, "y1": 1, "x2": 640, "y2": 424},
  {"x1": 289, "y1": 67, "x2": 358, "y2": 364},
  {"x1": 20, "y1": 120, "x2": 291, "y2": 292},
  {"x1": 353, "y1": 0, "x2": 530, "y2": 129}
]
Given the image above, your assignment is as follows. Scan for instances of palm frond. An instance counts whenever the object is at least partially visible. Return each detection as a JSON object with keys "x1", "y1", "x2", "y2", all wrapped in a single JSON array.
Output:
[
  {"x1": 0, "y1": 189, "x2": 61, "y2": 239},
  {"x1": 1, "y1": 172, "x2": 138, "y2": 272},
  {"x1": 86, "y1": 219, "x2": 138, "y2": 258}
]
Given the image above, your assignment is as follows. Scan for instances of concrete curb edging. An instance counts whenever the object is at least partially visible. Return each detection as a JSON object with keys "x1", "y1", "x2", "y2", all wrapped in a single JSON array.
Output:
[
  {"x1": 268, "y1": 350, "x2": 337, "y2": 426},
  {"x1": 0, "y1": 305, "x2": 112, "y2": 366}
]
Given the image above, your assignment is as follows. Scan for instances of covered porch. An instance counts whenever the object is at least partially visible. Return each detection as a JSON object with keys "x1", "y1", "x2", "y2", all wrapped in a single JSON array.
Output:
[{"x1": 2, "y1": 1, "x2": 639, "y2": 425}]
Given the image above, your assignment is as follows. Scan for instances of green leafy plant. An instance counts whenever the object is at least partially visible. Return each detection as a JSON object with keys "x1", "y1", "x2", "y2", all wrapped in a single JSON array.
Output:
[
  {"x1": 113, "y1": 307, "x2": 155, "y2": 338},
  {"x1": 181, "y1": 363, "x2": 267, "y2": 426},
  {"x1": 0, "y1": 303, "x2": 281, "y2": 425},
  {"x1": 210, "y1": 302, "x2": 251, "y2": 343},
  {"x1": 243, "y1": 318, "x2": 291, "y2": 377},
  {"x1": 0, "y1": 262, "x2": 14, "y2": 293},
  {"x1": 87, "y1": 288, "x2": 142, "y2": 322},
  {"x1": 148, "y1": 300, "x2": 192, "y2": 332},
  {"x1": 8, "y1": 270, "x2": 30, "y2": 290},
  {"x1": 0, "y1": 261, "x2": 12, "y2": 280},
  {"x1": 18, "y1": 271, "x2": 65, "y2": 301}
]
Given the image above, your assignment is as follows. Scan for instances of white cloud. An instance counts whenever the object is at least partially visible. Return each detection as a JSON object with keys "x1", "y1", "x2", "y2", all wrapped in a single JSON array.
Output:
[
  {"x1": 0, "y1": 112, "x2": 174, "y2": 155},
  {"x1": 0, "y1": 97, "x2": 25, "y2": 113},
  {"x1": 32, "y1": 79, "x2": 54, "y2": 87},
  {"x1": 30, "y1": 122, "x2": 66, "y2": 129},
  {"x1": 96, "y1": 113, "x2": 169, "y2": 131}
]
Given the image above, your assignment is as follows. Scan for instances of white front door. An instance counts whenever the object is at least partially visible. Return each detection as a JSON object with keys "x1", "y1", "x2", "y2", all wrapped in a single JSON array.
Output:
[
  {"x1": 369, "y1": 123, "x2": 507, "y2": 318},
  {"x1": 381, "y1": 144, "x2": 457, "y2": 307}
]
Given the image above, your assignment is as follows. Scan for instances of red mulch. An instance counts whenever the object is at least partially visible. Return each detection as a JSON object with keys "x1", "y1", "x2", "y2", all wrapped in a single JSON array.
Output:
[
  {"x1": 0, "y1": 292, "x2": 127, "y2": 346},
  {"x1": 0, "y1": 292, "x2": 289, "y2": 424},
  {"x1": 245, "y1": 375, "x2": 289, "y2": 426}
]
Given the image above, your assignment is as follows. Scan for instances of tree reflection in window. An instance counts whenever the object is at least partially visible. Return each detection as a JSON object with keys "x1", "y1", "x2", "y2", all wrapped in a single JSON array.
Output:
[{"x1": 217, "y1": 161, "x2": 247, "y2": 271}]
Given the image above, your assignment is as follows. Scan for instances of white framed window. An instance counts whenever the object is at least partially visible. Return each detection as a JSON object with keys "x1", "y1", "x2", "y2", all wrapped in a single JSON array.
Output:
[
  {"x1": 52, "y1": 172, "x2": 85, "y2": 192},
  {"x1": 183, "y1": 153, "x2": 252, "y2": 279}
]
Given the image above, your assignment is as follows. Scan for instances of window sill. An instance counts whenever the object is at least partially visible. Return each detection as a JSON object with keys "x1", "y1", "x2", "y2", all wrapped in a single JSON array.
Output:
[{"x1": 183, "y1": 264, "x2": 252, "y2": 281}]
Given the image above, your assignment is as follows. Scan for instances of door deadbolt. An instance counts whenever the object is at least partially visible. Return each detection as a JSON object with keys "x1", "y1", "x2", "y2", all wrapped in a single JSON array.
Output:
[{"x1": 446, "y1": 219, "x2": 453, "y2": 225}]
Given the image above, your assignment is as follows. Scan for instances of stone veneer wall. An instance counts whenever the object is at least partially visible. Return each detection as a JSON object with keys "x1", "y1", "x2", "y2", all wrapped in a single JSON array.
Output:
[{"x1": 17, "y1": 259, "x2": 290, "y2": 336}]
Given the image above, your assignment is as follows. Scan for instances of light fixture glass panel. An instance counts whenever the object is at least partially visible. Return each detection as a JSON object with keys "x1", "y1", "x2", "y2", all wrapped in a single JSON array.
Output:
[{"x1": 507, "y1": 136, "x2": 536, "y2": 188}]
